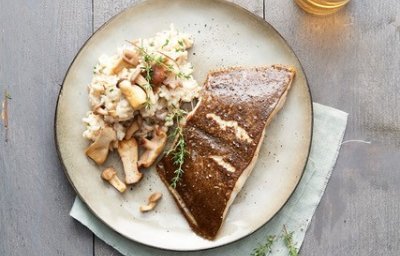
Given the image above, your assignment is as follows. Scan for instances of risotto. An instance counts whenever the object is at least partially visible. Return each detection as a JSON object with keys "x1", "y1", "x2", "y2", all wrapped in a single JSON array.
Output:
[{"x1": 82, "y1": 25, "x2": 201, "y2": 143}]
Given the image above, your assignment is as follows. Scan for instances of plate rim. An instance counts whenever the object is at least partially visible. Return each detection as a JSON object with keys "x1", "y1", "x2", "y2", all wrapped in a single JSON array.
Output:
[{"x1": 54, "y1": 0, "x2": 314, "y2": 251}]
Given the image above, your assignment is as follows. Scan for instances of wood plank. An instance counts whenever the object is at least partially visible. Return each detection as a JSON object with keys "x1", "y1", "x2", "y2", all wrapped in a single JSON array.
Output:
[
  {"x1": 0, "y1": 1, "x2": 94, "y2": 255},
  {"x1": 264, "y1": 0, "x2": 400, "y2": 255},
  {"x1": 92, "y1": 1, "x2": 264, "y2": 255}
]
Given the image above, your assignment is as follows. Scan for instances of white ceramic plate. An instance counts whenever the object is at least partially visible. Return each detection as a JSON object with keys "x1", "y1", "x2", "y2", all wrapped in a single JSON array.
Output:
[{"x1": 55, "y1": 0, "x2": 313, "y2": 251}]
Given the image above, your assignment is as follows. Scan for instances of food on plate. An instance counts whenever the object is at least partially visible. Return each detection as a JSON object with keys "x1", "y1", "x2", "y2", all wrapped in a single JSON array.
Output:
[
  {"x1": 85, "y1": 126, "x2": 117, "y2": 165},
  {"x1": 82, "y1": 25, "x2": 200, "y2": 184},
  {"x1": 82, "y1": 25, "x2": 297, "y2": 239},
  {"x1": 101, "y1": 167, "x2": 127, "y2": 193},
  {"x1": 138, "y1": 126, "x2": 168, "y2": 168},
  {"x1": 157, "y1": 65, "x2": 296, "y2": 240},
  {"x1": 140, "y1": 192, "x2": 163, "y2": 213},
  {"x1": 117, "y1": 138, "x2": 142, "y2": 184}
]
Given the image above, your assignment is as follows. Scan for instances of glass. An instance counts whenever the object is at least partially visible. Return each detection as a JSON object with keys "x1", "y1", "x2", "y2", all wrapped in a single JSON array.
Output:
[{"x1": 294, "y1": 0, "x2": 350, "y2": 15}]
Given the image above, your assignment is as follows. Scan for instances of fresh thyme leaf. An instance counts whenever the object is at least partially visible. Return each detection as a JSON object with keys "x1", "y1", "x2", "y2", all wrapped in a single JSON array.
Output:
[
  {"x1": 162, "y1": 39, "x2": 169, "y2": 49},
  {"x1": 175, "y1": 47, "x2": 184, "y2": 52},
  {"x1": 251, "y1": 235, "x2": 276, "y2": 256},
  {"x1": 176, "y1": 72, "x2": 191, "y2": 80},
  {"x1": 166, "y1": 108, "x2": 188, "y2": 188},
  {"x1": 283, "y1": 226, "x2": 298, "y2": 256},
  {"x1": 178, "y1": 40, "x2": 184, "y2": 47},
  {"x1": 133, "y1": 45, "x2": 156, "y2": 108},
  {"x1": 5, "y1": 93, "x2": 11, "y2": 100},
  {"x1": 144, "y1": 100, "x2": 152, "y2": 110},
  {"x1": 155, "y1": 56, "x2": 164, "y2": 64}
]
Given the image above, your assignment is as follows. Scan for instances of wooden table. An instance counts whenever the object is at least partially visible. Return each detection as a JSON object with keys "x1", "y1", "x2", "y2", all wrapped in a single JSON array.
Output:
[{"x1": 1, "y1": 0, "x2": 399, "y2": 255}]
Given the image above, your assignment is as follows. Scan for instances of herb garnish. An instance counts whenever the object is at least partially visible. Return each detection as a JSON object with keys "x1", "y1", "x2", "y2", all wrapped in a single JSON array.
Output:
[
  {"x1": 162, "y1": 39, "x2": 169, "y2": 49},
  {"x1": 250, "y1": 226, "x2": 298, "y2": 256},
  {"x1": 283, "y1": 225, "x2": 298, "y2": 256},
  {"x1": 166, "y1": 108, "x2": 187, "y2": 188},
  {"x1": 251, "y1": 235, "x2": 276, "y2": 256},
  {"x1": 133, "y1": 45, "x2": 159, "y2": 109},
  {"x1": 126, "y1": 41, "x2": 191, "y2": 108},
  {"x1": 176, "y1": 71, "x2": 191, "y2": 80}
]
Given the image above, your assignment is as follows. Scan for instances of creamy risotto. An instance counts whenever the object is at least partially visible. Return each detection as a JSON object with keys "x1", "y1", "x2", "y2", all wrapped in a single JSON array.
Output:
[{"x1": 82, "y1": 25, "x2": 200, "y2": 143}]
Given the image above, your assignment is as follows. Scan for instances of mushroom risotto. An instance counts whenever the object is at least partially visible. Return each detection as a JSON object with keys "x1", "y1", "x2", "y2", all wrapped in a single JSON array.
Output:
[{"x1": 82, "y1": 25, "x2": 200, "y2": 174}]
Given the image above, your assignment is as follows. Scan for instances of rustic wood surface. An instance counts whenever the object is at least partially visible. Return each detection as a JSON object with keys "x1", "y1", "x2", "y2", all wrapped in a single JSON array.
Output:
[{"x1": 1, "y1": 0, "x2": 399, "y2": 255}]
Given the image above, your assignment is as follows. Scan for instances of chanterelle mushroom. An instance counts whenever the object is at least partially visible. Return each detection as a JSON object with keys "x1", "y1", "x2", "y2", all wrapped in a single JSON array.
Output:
[
  {"x1": 112, "y1": 49, "x2": 140, "y2": 75},
  {"x1": 85, "y1": 126, "x2": 116, "y2": 165},
  {"x1": 140, "y1": 192, "x2": 162, "y2": 212},
  {"x1": 138, "y1": 127, "x2": 167, "y2": 168},
  {"x1": 117, "y1": 138, "x2": 142, "y2": 184},
  {"x1": 119, "y1": 80, "x2": 147, "y2": 110},
  {"x1": 101, "y1": 167, "x2": 127, "y2": 193}
]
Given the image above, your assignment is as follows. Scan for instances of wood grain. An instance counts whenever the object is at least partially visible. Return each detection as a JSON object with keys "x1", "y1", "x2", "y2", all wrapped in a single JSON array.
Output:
[
  {"x1": 264, "y1": 0, "x2": 400, "y2": 255},
  {"x1": 0, "y1": 0, "x2": 94, "y2": 255}
]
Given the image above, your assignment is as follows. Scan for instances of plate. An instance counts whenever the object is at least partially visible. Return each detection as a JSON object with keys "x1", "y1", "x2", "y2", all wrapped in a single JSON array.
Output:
[{"x1": 55, "y1": 0, "x2": 313, "y2": 251}]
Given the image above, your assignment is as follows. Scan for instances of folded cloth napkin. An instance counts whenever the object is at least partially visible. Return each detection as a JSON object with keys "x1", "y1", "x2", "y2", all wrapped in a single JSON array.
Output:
[{"x1": 70, "y1": 103, "x2": 348, "y2": 256}]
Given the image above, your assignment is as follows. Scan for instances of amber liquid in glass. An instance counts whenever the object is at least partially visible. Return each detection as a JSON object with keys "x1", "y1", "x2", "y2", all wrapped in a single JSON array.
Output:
[{"x1": 295, "y1": 0, "x2": 350, "y2": 15}]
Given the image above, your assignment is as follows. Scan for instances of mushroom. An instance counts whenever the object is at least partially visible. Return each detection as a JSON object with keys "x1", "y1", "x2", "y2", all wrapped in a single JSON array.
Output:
[
  {"x1": 118, "y1": 80, "x2": 147, "y2": 110},
  {"x1": 129, "y1": 67, "x2": 142, "y2": 83},
  {"x1": 112, "y1": 49, "x2": 140, "y2": 75},
  {"x1": 140, "y1": 192, "x2": 162, "y2": 212},
  {"x1": 85, "y1": 126, "x2": 116, "y2": 165},
  {"x1": 150, "y1": 64, "x2": 167, "y2": 88},
  {"x1": 117, "y1": 138, "x2": 142, "y2": 184},
  {"x1": 93, "y1": 105, "x2": 108, "y2": 116},
  {"x1": 135, "y1": 75, "x2": 156, "y2": 104},
  {"x1": 135, "y1": 74, "x2": 148, "y2": 87},
  {"x1": 138, "y1": 127, "x2": 167, "y2": 168},
  {"x1": 124, "y1": 120, "x2": 140, "y2": 140},
  {"x1": 101, "y1": 167, "x2": 127, "y2": 193}
]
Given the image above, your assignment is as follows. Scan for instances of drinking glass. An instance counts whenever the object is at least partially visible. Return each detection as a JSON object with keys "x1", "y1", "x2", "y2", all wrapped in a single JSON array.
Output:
[{"x1": 294, "y1": 0, "x2": 350, "y2": 15}]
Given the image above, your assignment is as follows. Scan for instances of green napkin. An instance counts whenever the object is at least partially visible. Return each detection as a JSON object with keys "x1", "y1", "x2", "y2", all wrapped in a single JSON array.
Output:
[{"x1": 70, "y1": 103, "x2": 348, "y2": 255}]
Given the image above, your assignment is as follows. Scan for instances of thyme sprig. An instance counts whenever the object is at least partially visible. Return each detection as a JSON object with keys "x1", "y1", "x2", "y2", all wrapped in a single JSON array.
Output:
[
  {"x1": 127, "y1": 40, "x2": 191, "y2": 84},
  {"x1": 251, "y1": 235, "x2": 276, "y2": 256},
  {"x1": 283, "y1": 225, "x2": 298, "y2": 256},
  {"x1": 166, "y1": 108, "x2": 187, "y2": 188}
]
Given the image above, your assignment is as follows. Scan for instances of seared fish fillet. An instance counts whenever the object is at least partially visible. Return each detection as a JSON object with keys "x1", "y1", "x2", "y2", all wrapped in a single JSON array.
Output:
[{"x1": 157, "y1": 65, "x2": 296, "y2": 240}]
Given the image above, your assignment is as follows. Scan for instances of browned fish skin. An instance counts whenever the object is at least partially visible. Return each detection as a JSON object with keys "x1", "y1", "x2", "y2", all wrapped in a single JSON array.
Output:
[{"x1": 157, "y1": 65, "x2": 296, "y2": 240}]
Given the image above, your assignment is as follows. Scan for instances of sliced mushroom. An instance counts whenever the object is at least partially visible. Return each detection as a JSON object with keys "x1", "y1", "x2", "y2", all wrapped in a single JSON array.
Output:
[
  {"x1": 119, "y1": 80, "x2": 147, "y2": 110},
  {"x1": 135, "y1": 74, "x2": 148, "y2": 87},
  {"x1": 135, "y1": 75, "x2": 156, "y2": 104},
  {"x1": 140, "y1": 192, "x2": 162, "y2": 212},
  {"x1": 129, "y1": 67, "x2": 142, "y2": 83},
  {"x1": 112, "y1": 49, "x2": 140, "y2": 75},
  {"x1": 124, "y1": 120, "x2": 140, "y2": 140},
  {"x1": 101, "y1": 167, "x2": 127, "y2": 193},
  {"x1": 85, "y1": 126, "x2": 116, "y2": 165},
  {"x1": 117, "y1": 138, "x2": 142, "y2": 184},
  {"x1": 138, "y1": 127, "x2": 167, "y2": 168}
]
